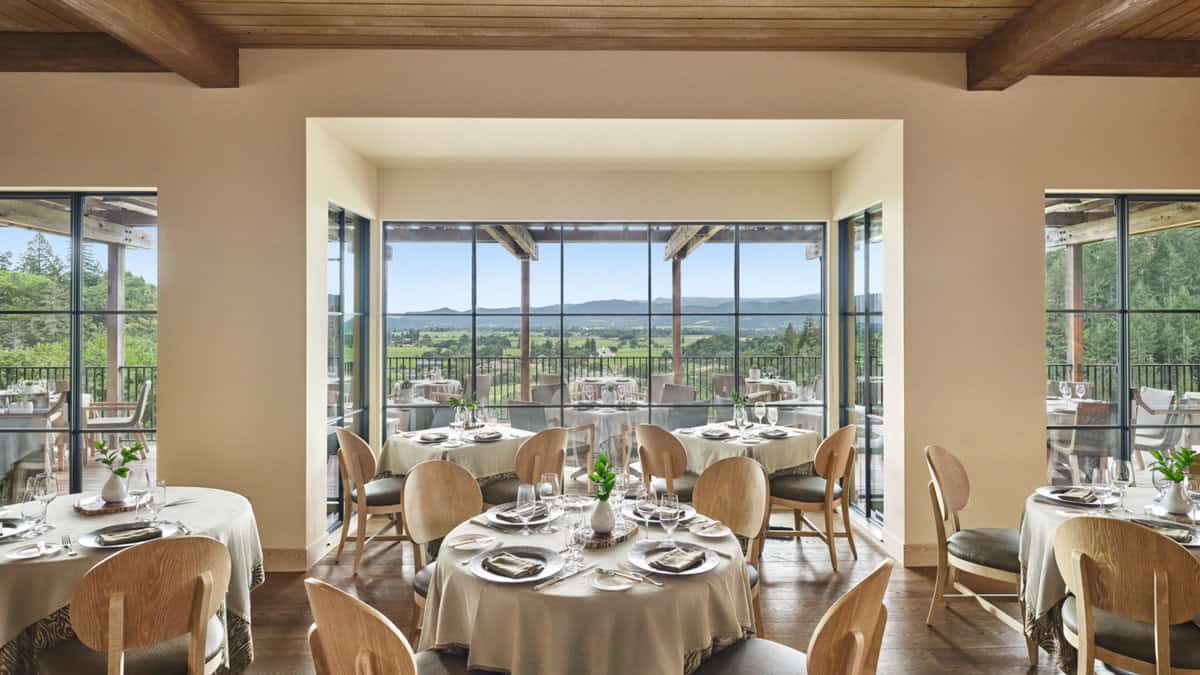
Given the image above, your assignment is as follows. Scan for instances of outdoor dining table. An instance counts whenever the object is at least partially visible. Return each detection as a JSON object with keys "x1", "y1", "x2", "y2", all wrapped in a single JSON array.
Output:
[
  {"x1": 1019, "y1": 486, "x2": 1200, "y2": 671},
  {"x1": 380, "y1": 425, "x2": 535, "y2": 479},
  {"x1": 745, "y1": 378, "x2": 796, "y2": 400},
  {"x1": 563, "y1": 403, "x2": 647, "y2": 459},
  {"x1": 672, "y1": 423, "x2": 820, "y2": 476},
  {"x1": 570, "y1": 376, "x2": 638, "y2": 401},
  {"x1": 0, "y1": 486, "x2": 265, "y2": 674},
  {"x1": 419, "y1": 514, "x2": 753, "y2": 674},
  {"x1": 410, "y1": 378, "x2": 462, "y2": 399}
]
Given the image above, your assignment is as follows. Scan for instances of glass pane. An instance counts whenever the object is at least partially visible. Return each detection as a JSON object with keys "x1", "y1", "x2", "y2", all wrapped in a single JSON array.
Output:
[
  {"x1": 846, "y1": 213, "x2": 866, "y2": 313},
  {"x1": 0, "y1": 314, "x2": 70, "y2": 431},
  {"x1": 564, "y1": 224, "x2": 648, "y2": 312},
  {"x1": 383, "y1": 314, "x2": 472, "y2": 401},
  {"x1": 505, "y1": 405, "x2": 555, "y2": 433},
  {"x1": 845, "y1": 315, "x2": 868, "y2": 409},
  {"x1": 740, "y1": 315, "x2": 823, "y2": 404},
  {"x1": 652, "y1": 315, "x2": 732, "y2": 402},
  {"x1": 651, "y1": 225, "x2": 733, "y2": 313},
  {"x1": 848, "y1": 408, "x2": 866, "y2": 514},
  {"x1": 343, "y1": 316, "x2": 363, "y2": 412},
  {"x1": 776, "y1": 405, "x2": 823, "y2": 434},
  {"x1": 1045, "y1": 312, "x2": 1119, "y2": 408},
  {"x1": 475, "y1": 315, "x2": 559, "y2": 407},
  {"x1": 385, "y1": 223, "x2": 472, "y2": 314},
  {"x1": 1044, "y1": 197, "x2": 1117, "y2": 311},
  {"x1": 0, "y1": 197, "x2": 72, "y2": 310},
  {"x1": 866, "y1": 413, "x2": 883, "y2": 516},
  {"x1": 327, "y1": 315, "x2": 341, "y2": 419},
  {"x1": 81, "y1": 314, "x2": 157, "y2": 431},
  {"x1": 477, "y1": 224, "x2": 561, "y2": 313},
  {"x1": 327, "y1": 425, "x2": 340, "y2": 509},
  {"x1": 1128, "y1": 200, "x2": 1200, "y2": 311},
  {"x1": 327, "y1": 208, "x2": 342, "y2": 313},
  {"x1": 0, "y1": 432, "x2": 70, "y2": 505},
  {"x1": 739, "y1": 224, "x2": 824, "y2": 312},
  {"x1": 1129, "y1": 313, "x2": 1200, "y2": 420},
  {"x1": 343, "y1": 213, "x2": 359, "y2": 315},
  {"x1": 1047, "y1": 428, "x2": 1120, "y2": 486},
  {"x1": 82, "y1": 196, "x2": 158, "y2": 311},
  {"x1": 867, "y1": 206, "x2": 883, "y2": 314},
  {"x1": 563, "y1": 316, "x2": 648, "y2": 397}
]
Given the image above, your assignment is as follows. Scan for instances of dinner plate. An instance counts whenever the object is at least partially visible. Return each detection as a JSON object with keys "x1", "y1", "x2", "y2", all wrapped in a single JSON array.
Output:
[
  {"x1": 416, "y1": 433, "x2": 448, "y2": 445},
  {"x1": 468, "y1": 545, "x2": 563, "y2": 584},
  {"x1": 447, "y1": 533, "x2": 496, "y2": 551},
  {"x1": 0, "y1": 517, "x2": 33, "y2": 542},
  {"x1": 591, "y1": 569, "x2": 635, "y2": 591},
  {"x1": 627, "y1": 541, "x2": 719, "y2": 577},
  {"x1": 624, "y1": 502, "x2": 697, "y2": 525},
  {"x1": 701, "y1": 430, "x2": 732, "y2": 440},
  {"x1": 689, "y1": 520, "x2": 732, "y2": 539},
  {"x1": 6, "y1": 541, "x2": 62, "y2": 560},
  {"x1": 1034, "y1": 486, "x2": 1120, "y2": 508},
  {"x1": 485, "y1": 502, "x2": 558, "y2": 527},
  {"x1": 471, "y1": 432, "x2": 504, "y2": 443},
  {"x1": 77, "y1": 521, "x2": 182, "y2": 549},
  {"x1": 759, "y1": 429, "x2": 790, "y2": 440}
]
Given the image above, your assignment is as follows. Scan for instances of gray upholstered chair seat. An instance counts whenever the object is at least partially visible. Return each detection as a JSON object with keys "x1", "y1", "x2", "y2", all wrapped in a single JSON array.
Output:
[
  {"x1": 945, "y1": 527, "x2": 1020, "y2": 574},
  {"x1": 746, "y1": 563, "x2": 759, "y2": 589},
  {"x1": 414, "y1": 649, "x2": 489, "y2": 674},
  {"x1": 1062, "y1": 595, "x2": 1200, "y2": 668},
  {"x1": 349, "y1": 476, "x2": 405, "y2": 506},
  {"x1": 769, "y1": 474, "x2": 841, "y2": 503},
  {"x1": 691, "y1": 637, "x2": 806, "y2": 675},
  {"x1": 651, "y1": 472, "x2": 698, "y2": 502},
  {"x1": 480, "y1": 477, "x2": 520, "y2": 506},
  {"x1": 414, "y1": 561, "x2": 437, "y2": 599},
  {"x1": 38, "y1": 614, "x2": 224, "y2": 675}
]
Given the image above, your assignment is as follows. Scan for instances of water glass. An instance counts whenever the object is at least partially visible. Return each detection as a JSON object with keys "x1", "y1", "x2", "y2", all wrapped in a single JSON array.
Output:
[
  {"x1": 147, "y1": 480, "x2": 167, "y2": 523},
  {"x1": 659, "y1": 494, "x2": 680, "y2": 544},
  {"x1": 1151, "y1": 469, "x2": 1167, "y2": 502},
  {"x1": 767, "y1": 406, "x2": 779, "y2": 428},
  {"x1": 1075, "y1": 383, "x2": 1087, "y2": 399},
  {"x1": 563, "y1": 510, "x2": 584, "y2": 570},
  {"x1": 1189, "y1": 475, "x2": 1200, "y2": 527},
  {"x1": 754, "y1": 401, "x2": 767, "y2": 427},
  {"x1": 30, "y1": 474, "x2": 56, "y2": 533},
  {"x1": 1059, "y1": 382, "x2": 1071, "y2": 400},
  {"x1": 611, "y1": 473, "x2": 627, "y2": 527},
  {"x1": 537, "y1": 472, "x2": 560, "y2": 534},
  {"x1": 20, "y1": 481, "x2": 45, "y2": 538},
  {"x1": 516, "y1": 483, "x2": 537, "y2": 536},
  {"x1": 1107, "y1": 460, "x2": 1134, "y2": 510},
  {"x1": 130, "y1": 468, "x2": 152, "y2": 520}
]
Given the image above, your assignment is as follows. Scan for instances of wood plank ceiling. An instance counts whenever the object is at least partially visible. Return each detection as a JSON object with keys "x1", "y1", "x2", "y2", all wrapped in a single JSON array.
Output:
[{"x1": 1, "y1": 0, "x2": 1198, "y2": 88}]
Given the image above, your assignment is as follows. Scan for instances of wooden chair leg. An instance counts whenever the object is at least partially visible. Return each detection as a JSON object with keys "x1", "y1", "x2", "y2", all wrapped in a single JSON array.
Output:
[
  {"x1": 793, "y1": 509, "x2": 804, "y2": 532},
  {"x1": 352, "y1": 508, "x2": 368, "y2": 576},
  {"x1": 840, "y1": 496, "x2": 858, "y2": 560},
  {"x1": 927, "y1": 556, "x2": 948, "y2": 625},
  {"x1": 334, "y1": 502, "x2": 352, "y2": 562},
  {"x1": 752, "y1": 588, "x2": 764, "y2": 635},
  {"x1": 823, "y1": 503, "x2": 838, "y2": 571}
]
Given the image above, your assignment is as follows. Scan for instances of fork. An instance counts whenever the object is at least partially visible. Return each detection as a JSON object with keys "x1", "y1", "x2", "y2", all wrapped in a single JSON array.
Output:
[{"x1": 61, "y1": 534, "x2": 77, "y2": 557}]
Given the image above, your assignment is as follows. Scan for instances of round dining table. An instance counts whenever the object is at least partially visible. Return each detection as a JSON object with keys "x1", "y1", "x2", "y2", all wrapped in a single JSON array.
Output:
[
  {"x1": 419, "y1": 511, "x2": 754, "y2": 675},
  {"x1": 0, "y1": 486, "x2": 265, "y2": 674},
  {"x1": 1020, "y1": 485, "x2": 1200, "y2": 672}
]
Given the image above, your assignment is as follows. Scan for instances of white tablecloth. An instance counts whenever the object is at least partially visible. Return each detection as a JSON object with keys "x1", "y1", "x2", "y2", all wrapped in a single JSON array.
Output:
[
  {"x1": 0, "y1": 415, "x2": 51, "y2": 478},
  {"x1": 380, "y1": 426, "x2": 534, "y2": 479},
  {"x1": 0, "y1": 486, "x2": 264, "y2": 673},
  {"x1": 419, "y1": 515, "x2": 752, "y2": 674},
  {"x1": 563, "y1": 406, "x2": 647, "y2": 457},
  {"x1": 411, "y1": 379, "x2": 462, "y2": 399},
  {"x1": 674, "y1": 424, "x2": 820, "y2": 476}
]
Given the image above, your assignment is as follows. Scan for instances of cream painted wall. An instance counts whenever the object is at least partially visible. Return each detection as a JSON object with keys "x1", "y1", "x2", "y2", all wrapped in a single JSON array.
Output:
[{"x1": 3, "y1": 50, "x2": 1198, "y2": 567}]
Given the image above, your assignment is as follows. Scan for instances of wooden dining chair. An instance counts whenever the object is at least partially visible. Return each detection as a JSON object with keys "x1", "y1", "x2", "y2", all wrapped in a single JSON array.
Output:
[
  {"x1": 1053, "y1": 517, "x2": 1200, "y2": 675},
  {"x1": 335, "y1": 429, "x2": 408, "y2": 576},
  {"x1": 480, "y1": 427, "x2": 567, "y2": 507},
  {"x1": 305, "y1": 578, "x2": 475, "y2": 675},
  {"x1": 636, "y1": 423, "x2": 698, "y2": 503},
  {"x1": 37, "y1": 536, "x2": 231, "y2": 675},
  {"x1": 924, "y1": 444, "x2": 1037, "y2": 665},
  {"x1": 402, "y1": 460, "x2": 485, "y2": 633},
  {"x1": 693, "y1": 559, "x2": 893, "y2": 675},
  {"x1": 694, "y1": 456, "x2": 770, "y2": 631},
  {"x1": 767, "y1": 425, "x2": 858, "y2": 571}
]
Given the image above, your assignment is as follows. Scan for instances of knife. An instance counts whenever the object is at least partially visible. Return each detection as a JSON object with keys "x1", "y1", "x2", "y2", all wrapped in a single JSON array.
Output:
[{"x1": 534, "y1": 564, "x2": 595, "y2": 591}]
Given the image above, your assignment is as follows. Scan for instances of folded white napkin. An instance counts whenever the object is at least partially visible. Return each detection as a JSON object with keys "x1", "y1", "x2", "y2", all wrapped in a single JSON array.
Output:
[
  {"x1": 496, "y1": 503, "x2": 549, "y2": 523},
  {"x1": 650, "y1": 547, "x2": 705, "y2": 573},
  {"x1": 483, "y1": 552, "x2": 544, "y2": 578}
]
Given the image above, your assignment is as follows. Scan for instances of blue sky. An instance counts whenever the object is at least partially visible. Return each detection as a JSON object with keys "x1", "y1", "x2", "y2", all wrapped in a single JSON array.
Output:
[{"x1": 0, "y1": 227, "x2": 158, "y2": 284}]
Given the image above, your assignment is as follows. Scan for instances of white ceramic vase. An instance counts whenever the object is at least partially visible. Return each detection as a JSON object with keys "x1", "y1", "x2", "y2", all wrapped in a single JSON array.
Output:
[
  {"x1": 101, "y1": 472, "x2": 128, "y2": 503},
  {"x1": 1163, "y1": 481, "x2": 1193, "y2": 515},
  {"x1": 591, "y1": 499, "x2": 615, "y2": 536}
]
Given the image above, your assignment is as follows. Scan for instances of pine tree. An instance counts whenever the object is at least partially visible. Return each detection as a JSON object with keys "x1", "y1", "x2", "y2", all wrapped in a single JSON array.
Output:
[{"x1": 18, "y1": 234, "x2": 65, "y2": 278}]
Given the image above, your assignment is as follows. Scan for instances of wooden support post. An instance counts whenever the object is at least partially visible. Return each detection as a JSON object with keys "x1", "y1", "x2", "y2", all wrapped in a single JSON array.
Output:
[
  {"x1": 1065, "y1": 244, "x2": 1085, "y2": 382},
  {"x1": 106, "y1": 244, "x2": 125, "y2": 404},
  {"x1": 520, "y1": 257, "x2": 531, "y2": 401},
  {"x1": 672, "y1": 257, "x2": 682, "y2": 385}
]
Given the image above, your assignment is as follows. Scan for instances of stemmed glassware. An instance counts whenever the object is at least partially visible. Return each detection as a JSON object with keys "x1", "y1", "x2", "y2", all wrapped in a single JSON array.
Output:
[
  {"x1": 515, "y1": 483, "x2": 537, "y2": 536},
  {"x1": 1107, "y1": 460, "x2": 1134, "y2": 512},
  {"x1": 562, "y1": 509, "x2": 584, "y2": 571},
  {"x1": 146, "y1": 480, "x2": 167, "y2": 524},
  {"x1": 25, "y1": 474, "x2": 57, "y2": 534},
  {"x1": 1151, "y1": 469, "x2": 1167, "y2": 503},
  {"x1": 20, "y1": 480, "x2": 46, "y2": 538},
  {"x1": 536, "y1": 472, "x2": 561, "y2": 534},
  {"x1": 1059, "y1": 382, "x2": 1071, "y2": 400},
  {"x1": 1188, "y1": 474, "x2": 1200, "y2": 528},
  {"x1": 130, "y1": 468, "x2": 152, "y2": 521},
  {"x1": 754, "y1": 401, "x2": 767, "y2": 427},
  {"x1": 659, "y1": 494, "x2": 680, "y2": 545},
  {"x1": 767, "y1": 405, "x2": 779, "y2": 429},
  {"x1": 1075, "y1": 382, "x2": 1087, "y2": 399},
  {"x1": 611, "y1": 472, "x2": 628, "y2": 528}
]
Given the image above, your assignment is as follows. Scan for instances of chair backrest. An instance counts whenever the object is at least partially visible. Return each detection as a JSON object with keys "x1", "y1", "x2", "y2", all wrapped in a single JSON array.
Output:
[
  {"x1": 693, "y1": 457, "x2": 768, "y2": 542},
  {"x1": 508, "y1": 403, "x2": 548, "y2": 432},
  {"x1": 515, "y1": 428, "x2": 567, "y2": 483},
  {"x1": 537, "y1": 373, "x2": 561, "y2": 386},
  {"x1": 924, "y1": 444, "x2": 969, "y2": 523},
  {"x1": 130, "y1": 380, "x2": 153, "y2": 424},
  {"x1": 1071, "y1": 401, "x2": 1117, "y2": 456},
  {"x1": 336, "y1": 429, "x2": 378, "y2": 492},
  {"x1": 649, "y1": 373, "x2": 675, "y2": 403},
  {"x1": 70, "y1": 536, "x2": 231, "y2": 674},
  {"x1": 467, "y1": 374, "x2": 493, "y2": 403},
  {"x1": 1053, "y1": 517, "x2": 1200, "y2": 667},
  {"x1": 806, "y1": 559, "x2": 893, "y2": 675},
  {"x1": 430, "y1": 406, "x2": 454, "y2": 428},
  {"x1": 402, "y1": 460, "x2": 483, "y2": 545},
  {"x1": 813, "y1": 425, "x2": 856, "y2": 482},
  {"x1": 636, "y1": 424, "x2": 689, "y2": 490},
  {"x1": 1136, "y1": 385, "x2": 1175, "y2": 427},
  {"x1": 305, "y1": 578, "x2": 417, "y2": 675},
  {"x1": 712, "y1": 374, "x2": 739, "y2": 399},
  {"x1": 666, "y1": 404, "x2": 709, "y2": 430},
  {"x1": 661, "y1": 383, "x2": 697, "y2": 404},
  {"x1": 531, "y1": 383, "x2": 563, "y2": 406}
]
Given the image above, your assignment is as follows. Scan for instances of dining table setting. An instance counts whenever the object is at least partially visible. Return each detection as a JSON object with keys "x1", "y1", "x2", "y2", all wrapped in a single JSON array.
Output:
[
  {"x1": 0, "y1": 484, "x2": 265, "y2": 674},
  {"x1": 420, "y1": 491, "x2": 754, "y2": 675},
  {"x1": 380, "y1": 423, "x2": 535, "y2": 480},
  {"x1": 673, "y1": 421, "x2": 819, "y2": 476}
]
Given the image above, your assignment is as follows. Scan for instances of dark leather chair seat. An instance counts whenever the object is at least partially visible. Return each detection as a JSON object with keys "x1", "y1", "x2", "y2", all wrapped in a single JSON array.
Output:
[
  {"x1": 746, "y1": 563, "x2": 759, "y2": 589},
  {"x1": 349, "y1": 476, "x2": 405, "y2": 507},
  {"x1": 945, "y1": 528, "x2": 1020, "y2": 574},
  {"x1": 414, "y1": 561, "x2": 437, "y2": 599},
  {"x1": 480, "y1": 477, "x2": 520, "y2": 506},
  {"x1": 1063, "y1": 595, "x2": 1200, "y2": 668},
  {"x1": 38, "y1": 615, "x2": 224, "y2": 675},
  {"x1": 650, "y1": 472, "x2": 698, "y2": 502},
  {"x1": 770, "y1": 474, "x2": 840, "y2": 503},
  {"x1": 415, "y1": 649, "x2": 492, "y2": 674},
  {"x1": 692, "y1": 638, "x2": 806, "y2": 675}
]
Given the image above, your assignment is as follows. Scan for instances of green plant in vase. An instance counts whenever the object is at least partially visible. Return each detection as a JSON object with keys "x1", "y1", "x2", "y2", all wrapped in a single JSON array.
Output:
[
  {"x1": 588, "y1": 453, "x2": 618, "y2": 536},
  {"x1": 1149, "y1": 447, "x2": 1196, "y2": 515},
  {"x1": 96, "y1": 440, "x2": 144, "y2": 503}
]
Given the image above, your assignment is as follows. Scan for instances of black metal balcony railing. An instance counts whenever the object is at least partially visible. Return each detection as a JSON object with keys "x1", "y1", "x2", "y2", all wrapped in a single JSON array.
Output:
[
  {"x1": 1046, "y1": 363, "x2": 1200, "y2": 402},
  {"x1": 0, "y1": 365, "x2": 157, "y2": 427}
]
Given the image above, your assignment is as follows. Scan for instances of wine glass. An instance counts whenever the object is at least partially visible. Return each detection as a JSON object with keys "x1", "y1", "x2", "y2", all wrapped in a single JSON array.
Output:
[
  {"x1": 732, "y1": 405, "x2": 744, "y2": 429},
  {"x1": 562, "y1": 509, "x2": 583, "y2": 571},
  {"x1": 536, "y1": 472, "x2": 560, "y2": 534},
  {"x1": 611, "y1": 473, "x2": 627, "y2": 528},
  {"x1": 129, "y1": 468, "x2": 152, "y2": 521},
  {"x1": 144, "y1": 480, "x2": 166, "y2": 524},
  {"x1": 659, "y1": 494, "x2": 680, "y2": 545},
  {"x1": 1188, "y1": 474, "x2": 1200, "y2": 527},
  {"x1": 767, "y1": 405, "x2": 779, "y2": 429},
  {"x1": 515, "y1": 483, "x2": 537, "y2": 536},
  {"x1": 1059, "y1": 382, "x2": 1071, "y2": 400},
  {"x1": 754, "y1": 401, "x2": 766, "y2": 427},
  {"x1": 1151, "y1": 468, "x2": 1167, "y2": 503},
  {"x1": 19, "y1": 480, "x2": 44, "y2": 538},
  {"x1": 32, "y1": 474, "x2": 56, "y2": 533},
  {"x1": 1107, "y1": 460, "x2": 1134, "y2": 512},
  {"x1": 1074, "y1": 383, "x2": 1087, "y2": 399}
]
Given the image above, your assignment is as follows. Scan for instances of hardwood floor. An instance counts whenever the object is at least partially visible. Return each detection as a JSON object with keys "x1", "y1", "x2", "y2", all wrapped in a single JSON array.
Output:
[{"x1": 246, "y1": 512, "x2": 1067, "y2": 675}]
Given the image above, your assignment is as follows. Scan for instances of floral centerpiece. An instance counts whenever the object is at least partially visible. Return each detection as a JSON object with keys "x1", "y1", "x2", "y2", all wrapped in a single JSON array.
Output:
[
  {"x1": 447, "y1": 396, "x2": 479, "y2": 428},
  {"x1": 1149, "y1": 448, "x2": 1196, "y2": 514},
  {"x1": 96, "y1": 440, "x2": 144, "y2": 503}
]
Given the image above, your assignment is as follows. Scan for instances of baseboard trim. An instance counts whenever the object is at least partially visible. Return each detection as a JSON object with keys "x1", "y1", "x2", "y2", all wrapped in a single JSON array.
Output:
[{"x1": 264, "y1": 531, "x2": 333, "y2": 572}]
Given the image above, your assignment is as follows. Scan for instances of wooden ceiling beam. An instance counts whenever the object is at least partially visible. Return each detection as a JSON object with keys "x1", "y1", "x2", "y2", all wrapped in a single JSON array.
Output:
[
  {"x1": 1046, "y1": 201, "x2": 1200, "y2": 248},
  {"x1": 1039, "y1": 39, "x2": 1200, "y2": 77},
  {"x1": 0, "y1": 32, "x2": 167, "y2": 72},
  {"x1": 966, "y1": 0, "x2": 1177, "y2": 91},
  {"x1": 46, "y1": 0, "x2": 237, "y2": 87},
  {"x1": 0, "y1": 199, "x2": 153, "y2": 249}
]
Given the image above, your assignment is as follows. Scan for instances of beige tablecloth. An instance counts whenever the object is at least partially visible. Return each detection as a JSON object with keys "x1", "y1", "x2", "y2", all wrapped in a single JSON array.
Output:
[
  {"x1": 675, "y1": 424, "x2": 819, "y2": 476},
  {"x1": 420, "y1": 515, "x2": 753, "y2": 674},
  {"x1": 380, "y1": 426, "x2": 534, "y2": 479},
  {"x1": 0, "y1": 486, "x2": 264, "y2": 674},
  {"x1": 411, "y1": 379, "x2": 462, "y2": 399},
  {"x1": 563, "y1": 405, "x2": 647, "y2": 458},
  {"x1": 1020, "y1": 487, "x2": 1200, "y2": 671}
]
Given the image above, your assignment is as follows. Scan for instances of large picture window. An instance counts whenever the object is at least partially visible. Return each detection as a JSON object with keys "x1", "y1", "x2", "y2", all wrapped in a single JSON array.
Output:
[
  {"x1": 382, "y1": 222, "x2": 826, "y2": 471},
  {"x1": 0, "y1": 193, "x2": 157, "y2": 502}
]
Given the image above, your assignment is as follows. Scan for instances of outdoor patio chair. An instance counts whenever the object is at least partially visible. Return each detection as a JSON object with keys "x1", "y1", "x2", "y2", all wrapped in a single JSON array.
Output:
[
  {"x1": 466, "y1": 373, "x2": 493, "y2": 405},
  {"x1": 666, "y1": 404, "x2": 709, "y2": 430},
  {"x1": 508, "y1": 403, "x2": 549, "y2": 432},
  {"x1": 537, "y1": 373, "x2": 561, "y2": 386},
  {"x1": 1133, "y1": 386, "x2": 1176, "y2": 470},
  {"x1": 648, "y1": 372, "x2": 675, "y2": 403},
  {"x1": 84, "y1": 380, "x2": 152, "y2": 459},
  {"x1": 1048, "y1": 401, "x2": 1116, "y2": 484},
  {"x1": 661, "y1": 383, "x2": 697, "y2": 404}
]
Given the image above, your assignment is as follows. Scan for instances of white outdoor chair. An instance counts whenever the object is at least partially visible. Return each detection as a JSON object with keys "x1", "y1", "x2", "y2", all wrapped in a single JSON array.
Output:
[{"x1": 85, "y1": 380, "x2": 152, "y2": 459}]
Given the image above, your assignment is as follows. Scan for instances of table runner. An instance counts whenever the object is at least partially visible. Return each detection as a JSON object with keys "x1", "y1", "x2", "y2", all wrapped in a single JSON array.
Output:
[
  {"x1": 0, "y1": 487, "x2": 264, "y2": 674},
  {"x1": 420, "y1": 517, "x2": 753, "y2": 674},
  {"x1": 380, "y1": 426, "x2": 534, "y2": 479},
  {"x1": 674, "y1": 425, "x2": 819, "y2": 476}
]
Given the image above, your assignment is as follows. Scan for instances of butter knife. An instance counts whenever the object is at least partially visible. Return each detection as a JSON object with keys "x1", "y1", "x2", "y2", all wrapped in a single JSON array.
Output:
[{"x1": 534, "y1": 564, "x2": 595, "y2": 591}]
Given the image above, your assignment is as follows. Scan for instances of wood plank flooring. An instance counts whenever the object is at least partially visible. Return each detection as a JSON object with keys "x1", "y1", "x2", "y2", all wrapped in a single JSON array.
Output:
[{"x1": 245, "y1": 513, "x2": 1066, "y2": 675}]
